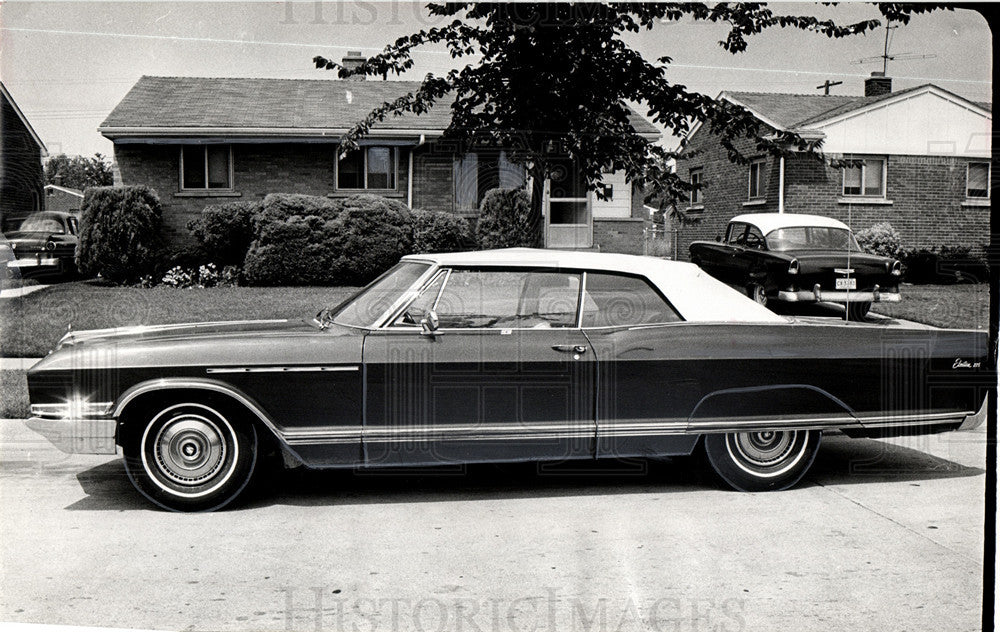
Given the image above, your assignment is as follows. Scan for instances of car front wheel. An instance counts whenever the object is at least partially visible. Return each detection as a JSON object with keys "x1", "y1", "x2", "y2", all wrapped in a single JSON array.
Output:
[
  {"x1": 122, "y1": 400, "x2": 258, "y2": 511},
  {"x1": 747, "y1": 282, "x2": 768, "y2": 306},
  {"x1": 703, "y1": 429, "x2": 820, "y2": 492}
]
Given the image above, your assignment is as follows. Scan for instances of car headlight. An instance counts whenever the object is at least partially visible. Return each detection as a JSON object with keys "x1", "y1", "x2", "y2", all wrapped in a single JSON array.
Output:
[
  {"x1": 890, "y1": 260, "x2": 901, "y2": 276},
  {"x1": 46, "y1": 241, "x2": 56, "y2": 251},
  {"x1": 30, "y1": 398, "x2": 112, "y2": 419},
  {"x1": 788, "y1": 258, "x2": 800, "y2": 275}
]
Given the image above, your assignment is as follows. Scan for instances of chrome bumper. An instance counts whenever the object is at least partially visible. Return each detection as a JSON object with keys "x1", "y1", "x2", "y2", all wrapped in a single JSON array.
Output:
[
  {"x1": 958, "y1": 397, "x2": 988, "y2": 431},
  {"x1": 8, "y1": 257, "x2": 60, "y2": 269},
  {"x1": 778, "y1": 287, "x2": 901, "y2": 304},
  {"x1": 25, "y1": 416, "x2": 118, "y2": 454}
]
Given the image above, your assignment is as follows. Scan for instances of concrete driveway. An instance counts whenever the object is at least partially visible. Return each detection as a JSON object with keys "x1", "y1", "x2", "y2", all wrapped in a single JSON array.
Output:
[{"x1": 0, "y1": 416, "x2": 988, "y2": 632}]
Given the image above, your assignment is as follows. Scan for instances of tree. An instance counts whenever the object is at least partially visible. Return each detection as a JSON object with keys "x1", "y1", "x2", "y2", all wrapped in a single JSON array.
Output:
[
  {"x1": 45, "y1": 153, "x2": 114, "y2": 190},
  {"x1": 315, "y1": 3, "x2": 941, "y2": 246}
]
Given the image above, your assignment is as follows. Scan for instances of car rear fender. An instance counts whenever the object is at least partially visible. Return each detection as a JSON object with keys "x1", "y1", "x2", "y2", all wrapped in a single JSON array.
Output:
[{"x1": 686, "y1": 383, "x2": 861, "y2": 433}]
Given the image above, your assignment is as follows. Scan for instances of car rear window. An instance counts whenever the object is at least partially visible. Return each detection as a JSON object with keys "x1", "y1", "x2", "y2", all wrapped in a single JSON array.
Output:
[{"x1": 581, "y1": 273, "x2": 681, "y2": 327}]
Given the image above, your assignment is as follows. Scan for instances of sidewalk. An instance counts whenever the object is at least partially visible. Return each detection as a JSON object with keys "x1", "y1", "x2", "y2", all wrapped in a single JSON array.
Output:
[
  {"x1": 0, "y1": 358, "x2": 41, "y2": 370},
  {"x1": 0, "y1": 283, "x2": 48, "y2": 299}
]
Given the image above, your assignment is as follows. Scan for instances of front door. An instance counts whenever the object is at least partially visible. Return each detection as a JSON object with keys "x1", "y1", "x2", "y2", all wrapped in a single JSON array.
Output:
[
  {"x1": 362, "y1": 267, "x2": 596, "y2": 466},
  {"x1": 545, "y1": 159, "x2": 592, "y2": 249}
]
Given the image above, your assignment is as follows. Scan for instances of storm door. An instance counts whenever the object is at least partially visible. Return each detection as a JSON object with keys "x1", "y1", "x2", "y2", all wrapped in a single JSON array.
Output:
[{"x1": 545, "y1": 159, "x2": 592, "y2": 249}]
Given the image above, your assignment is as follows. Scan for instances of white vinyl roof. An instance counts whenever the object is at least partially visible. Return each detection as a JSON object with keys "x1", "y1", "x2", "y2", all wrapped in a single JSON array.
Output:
[
  {"x1": 402, "y1": 248, "x2": 784, "y2": 323},
  {"x1": 731, "y1": 213, "x2": 850, "y2": 235}
]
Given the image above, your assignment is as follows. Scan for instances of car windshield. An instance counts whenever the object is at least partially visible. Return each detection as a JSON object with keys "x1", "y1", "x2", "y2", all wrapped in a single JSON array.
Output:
[
  {"x1": 18, "y1": 215, "x2": 64, "y2": 234},
  {"x1": 765, "y1": 227, "x2": 861, "y2": 252},
  {"x1": 328, "y1": 261, "x2": 431, "y2": 328}
]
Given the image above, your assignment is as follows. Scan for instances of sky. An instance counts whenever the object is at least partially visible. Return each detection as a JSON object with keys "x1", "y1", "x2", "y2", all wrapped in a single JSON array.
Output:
[{"x1": 0, "y1": 1, "x2": 992, "y2": 157}]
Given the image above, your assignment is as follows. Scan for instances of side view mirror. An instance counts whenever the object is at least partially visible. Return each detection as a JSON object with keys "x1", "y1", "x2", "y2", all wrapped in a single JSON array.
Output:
[
  {"x1": 420, "y1": 310, "x2": 440, "y2": 336},
  {"x1": 715, "y1": 235, "x2": 722, "y2": 242}
]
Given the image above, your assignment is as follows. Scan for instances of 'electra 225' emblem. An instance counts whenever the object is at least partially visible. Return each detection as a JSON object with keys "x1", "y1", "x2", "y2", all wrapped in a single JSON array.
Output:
[{"x1": 953, "y1": 358, "x2": 981, "y2": 369}]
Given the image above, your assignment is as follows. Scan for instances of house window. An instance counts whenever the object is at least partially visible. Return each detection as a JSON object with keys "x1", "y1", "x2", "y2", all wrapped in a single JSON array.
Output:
[
  {"x1": 967, "y1": 162, "x2": 990, "y2": 199},
  {"x1": 689, "y1": 168, "x2": 703, "y2": 205},
  {"x1": 453, "y1": 150, "x2": 525, "y2": 213},
  {"x1": 180, "y1": 145, "x2": 232, "y2": 190},
  {"x1": 842, "y1": 158, "x2": 885, "y2": 197},
  {"x1": 748, "y1": 160, "x2": 765, "y2": 200},
  {"x1": 337, "y1": 147, "x2": 398, "y2": 190}
]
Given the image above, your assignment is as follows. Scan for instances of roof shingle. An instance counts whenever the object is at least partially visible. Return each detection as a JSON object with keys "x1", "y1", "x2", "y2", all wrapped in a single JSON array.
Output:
[{"x1": 100, "y1": 75, "x2": 660, "y2": 137}]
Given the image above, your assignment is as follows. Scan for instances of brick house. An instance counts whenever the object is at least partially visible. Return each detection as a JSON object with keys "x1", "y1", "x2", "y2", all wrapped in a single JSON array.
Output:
[
  {"x1": 99, "y1": 65, "x2": 660, "y2": 252},
  {"x1": 44, "y1": 183, "x2": 84, "y2": 214},
  {"x1": 674, "y1": 73, "x2": 991, "y2": 258},
  {"x1": 1, "y1": 82, "x2": 47, "y2": 231}
]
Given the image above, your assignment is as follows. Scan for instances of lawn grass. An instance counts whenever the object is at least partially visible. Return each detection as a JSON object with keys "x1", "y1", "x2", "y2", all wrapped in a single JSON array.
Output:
[
  {"x1": 0, "y1": 369, "x2": 28, "y2": 418},
  {"x1": 871, "y1": 283, "x2": 990, "y2": 330},
  {"x1": 0, "y1": 282, "x2": 358, "y2": 358}
]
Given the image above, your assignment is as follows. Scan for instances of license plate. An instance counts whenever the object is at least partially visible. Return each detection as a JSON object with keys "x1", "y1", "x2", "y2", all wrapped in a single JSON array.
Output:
[{"x1": 835, "y1": 277, "x2": 857, "y2": 290}]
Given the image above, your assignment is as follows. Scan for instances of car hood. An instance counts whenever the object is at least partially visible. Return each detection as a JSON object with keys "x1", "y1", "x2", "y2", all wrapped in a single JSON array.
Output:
[{"x1": 53, "y1": 318, "x2": 328, "y2": 351}]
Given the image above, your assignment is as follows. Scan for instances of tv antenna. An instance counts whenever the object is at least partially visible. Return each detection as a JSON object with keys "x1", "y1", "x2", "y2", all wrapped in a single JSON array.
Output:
[
  {"x1": 851, "y1": 22, "x2": 936, "y2": 74},
  {"x1": 816, "y1": 80, "x2": 844, "y2": 95}
]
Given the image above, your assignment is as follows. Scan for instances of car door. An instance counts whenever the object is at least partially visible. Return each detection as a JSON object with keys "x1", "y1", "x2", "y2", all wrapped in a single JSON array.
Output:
[
  {"x1": 362, "y1": 267, "x2": 596, "y2": 467},
  {"x1": 734, "y1": 223, "x2": 769, "y2": 289},
  {"x1": 580, "y1": 271, "x2": 701, "y2": 458}
]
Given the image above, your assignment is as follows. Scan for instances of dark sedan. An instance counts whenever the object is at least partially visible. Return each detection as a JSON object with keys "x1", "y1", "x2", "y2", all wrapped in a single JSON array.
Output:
[
  {"x1": 24, "y1": 249, "x2": 988, "y2": 511},
  {"x1": 4, "y1": 211, "x2": 80, "y2": 279},
  {"x1": 690, "y1": 213, "x2": 901, "y2": 320}
]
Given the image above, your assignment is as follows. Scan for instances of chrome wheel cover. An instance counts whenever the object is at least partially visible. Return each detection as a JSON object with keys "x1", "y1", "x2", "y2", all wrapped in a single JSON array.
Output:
[
  {"x1": 726, "y1": 430, "x2": 807, "y2": 479},
  {"x1": 140, "y1": 403, "x2": 240, "y2": 498}
]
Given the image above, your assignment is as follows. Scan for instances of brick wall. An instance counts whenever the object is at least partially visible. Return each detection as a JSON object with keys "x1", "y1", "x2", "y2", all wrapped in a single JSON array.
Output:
[
  {"x1": 675, "y1": 126, "x2": 991, "y2": 259},
  {"x1": 115, "y1": 142, "x2": 411, "y2": 247},
  {"x1": 592, "y1": 183, "x2": 649, "y2": 254}
]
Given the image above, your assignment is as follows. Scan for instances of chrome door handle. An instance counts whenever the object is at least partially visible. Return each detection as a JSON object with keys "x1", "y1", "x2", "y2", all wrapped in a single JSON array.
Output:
[{"x1": 552, "y1": 344, "x2": 587, "y2": 354}]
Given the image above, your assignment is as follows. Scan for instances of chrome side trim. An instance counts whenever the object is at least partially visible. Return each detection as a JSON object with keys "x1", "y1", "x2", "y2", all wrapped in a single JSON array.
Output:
[
  {"x1": 205, "y1": 365, "x2": 360, "y2": 374},
  {"x1": 111, "y1": 378, "x2": 292, "y2": 449},
  {"x1": 855, "y1": 409, "x2": 973, "y2": 428},
  {"x1": 958, "y1": 397, "x2": 988, "y2": 431}
]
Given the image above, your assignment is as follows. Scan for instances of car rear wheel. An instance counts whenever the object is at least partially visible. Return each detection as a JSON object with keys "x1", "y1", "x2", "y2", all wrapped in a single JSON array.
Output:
[
  {"x1": 747, "y1": 283, "x2": 768, "y2": 306},
  {"x1": 703, "y1": 429, "x2": 820, "y2": 492},
  {"x1": 845, "y1": 301, "x2": 871, "y2": 321},
  {"x1": 122, "y1": 400, "x2": 258, "y2": 512}
]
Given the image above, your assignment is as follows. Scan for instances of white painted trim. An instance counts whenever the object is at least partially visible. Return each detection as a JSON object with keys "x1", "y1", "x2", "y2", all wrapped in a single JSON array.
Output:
[
  {"x1": 778, "y1": 156, "x2": 785, "y2": 213},
  {"x1": 100, "y1": 126, "x2": 446, "y2": 138},
  {"x1": 44, "y1": 184, "x2": 85, "y2": 198}
]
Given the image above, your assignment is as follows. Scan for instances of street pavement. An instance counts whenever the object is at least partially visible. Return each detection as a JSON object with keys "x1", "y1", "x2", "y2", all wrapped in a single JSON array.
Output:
[{"x1": 0, "y1": 416, "x2": 989, "y2": 632}]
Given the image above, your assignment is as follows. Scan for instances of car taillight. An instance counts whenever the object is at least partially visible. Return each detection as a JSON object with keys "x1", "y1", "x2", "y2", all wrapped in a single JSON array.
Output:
[
  {"x1": 890, "y1": 260, "x2": 901, "y2": 276},
  {"x1": 788, "y1": 259, "x2": 799, "y2": 275}
]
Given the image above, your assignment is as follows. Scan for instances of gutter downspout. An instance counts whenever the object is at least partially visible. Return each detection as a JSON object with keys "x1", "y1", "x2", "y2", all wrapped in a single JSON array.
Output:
[
  {"x1": 407, "y1": 134, "x2": 426, "y2": 208},
  {"x1": 778, "y1": 155, "x2": 785, "y2": 213}
]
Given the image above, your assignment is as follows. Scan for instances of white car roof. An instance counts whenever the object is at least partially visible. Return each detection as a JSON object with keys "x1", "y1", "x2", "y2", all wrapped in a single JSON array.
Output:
[
  {"x1": 401, "y1": 248, "x2": 784, "y2": 323},
  {"x1": 731, "y1": 213, "x2": 850, "y2": 235}
]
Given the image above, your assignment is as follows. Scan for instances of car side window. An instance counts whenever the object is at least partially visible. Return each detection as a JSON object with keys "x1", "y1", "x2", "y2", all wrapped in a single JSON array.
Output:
[
  {"x1": 67, "y1": 217, "x2": 79, "y2": 235},
  {"x1": 744, "y1": 226, "x2": 765, "y2": 250},
  {"x1": 726, "y1": 222, "x2": 747, "y2": 245},
  {"x1": 391, "y1": 270, "x2": 447, "y2": 327},
  {"x1": 581, "y1": 273, "x2": 682, "y2": 327},
  {"x1": 416, "y1": 269, "x2": 581, "y2": 329}
]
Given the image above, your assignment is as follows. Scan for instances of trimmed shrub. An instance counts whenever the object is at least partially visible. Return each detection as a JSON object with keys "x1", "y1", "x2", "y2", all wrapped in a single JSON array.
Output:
[
  {"x1": 78, "y1": 185, "x2": 164, "y2": 284},
  {"x1": 255, "y1": 192, "x2": 344, "y2": 228},
  {"x1": 243, "y1": 194, "x2": 415, "y2": 286},
  {"x1": 475, "y1": 188, "x2": 535, "y2": 249},
  {"x1": 900, "y1": 245, "x2": 989, "y2": 284},
  {"x1": 187, "y1": 200, "x2": 262, "y2": 267},
  {"x1": 855, "y1": 222, "x2": 903, "y2": 259},
  {"x1": 412, "y1": 209, "x2": 475, "y2": 254}
]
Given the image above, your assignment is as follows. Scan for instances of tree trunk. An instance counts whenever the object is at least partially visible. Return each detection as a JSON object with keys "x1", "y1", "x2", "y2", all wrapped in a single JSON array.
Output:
[{"x1": 528, "y1": 165, "x2": 546, "y2": 248}]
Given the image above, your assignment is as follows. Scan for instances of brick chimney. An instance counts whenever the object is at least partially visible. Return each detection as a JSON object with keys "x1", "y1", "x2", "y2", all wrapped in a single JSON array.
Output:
[
  {"x1": 865, "y1": 71, "x2": 892, "y2": 97},
  {"x1": 341, "y1": 51, "x2": 366, "y2": 81}
]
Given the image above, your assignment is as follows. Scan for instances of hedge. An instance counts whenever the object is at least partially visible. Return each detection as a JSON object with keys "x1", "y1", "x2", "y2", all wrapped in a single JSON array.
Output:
[
  {"x1": 900, "y1": 246, "x2": 989, "y2": 284},
  {"x1": 475, "y1": 188, "x2": 535, "y2": 249},
  {"x1": 187, "y1": 200, "x2": 262, "y2": 267},
  {"x1": 77, "y1": 185, "x2": 165, "y2": 284}
]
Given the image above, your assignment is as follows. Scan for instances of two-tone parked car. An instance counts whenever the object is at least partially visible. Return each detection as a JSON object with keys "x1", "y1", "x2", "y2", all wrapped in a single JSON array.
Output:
[
  {"x1": 25, "y1": 249, "x2": 989, "y2": 511},
  {"x1": 4, "y1": 211, "x2": 80, "y2": 279},
  {"x1": 689, "y1": 213, "x2": 901, "y2": 320}
]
